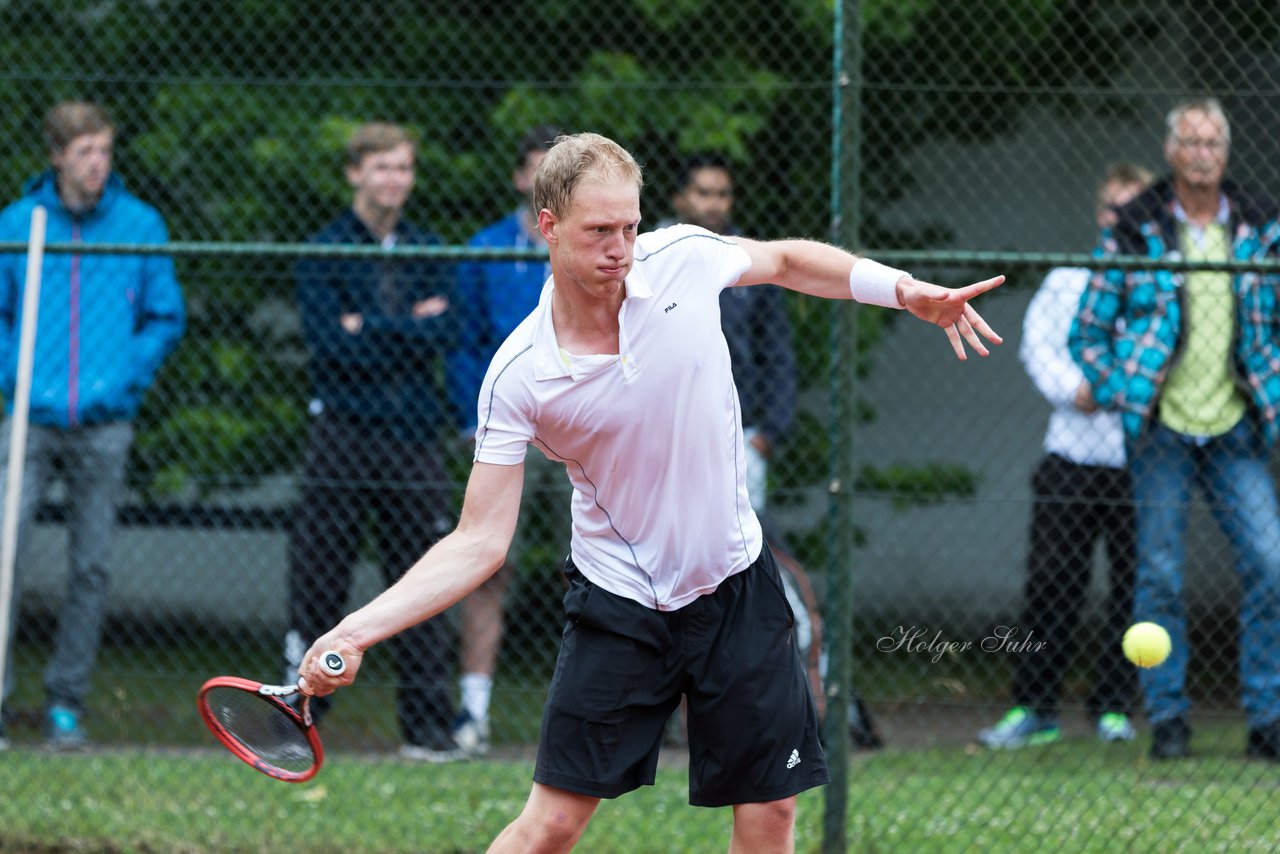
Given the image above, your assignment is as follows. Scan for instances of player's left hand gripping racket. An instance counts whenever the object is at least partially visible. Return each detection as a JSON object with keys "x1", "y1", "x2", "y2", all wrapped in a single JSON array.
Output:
[{"x1": 196, "y1": 650, "x2": 346, "y2": 782}]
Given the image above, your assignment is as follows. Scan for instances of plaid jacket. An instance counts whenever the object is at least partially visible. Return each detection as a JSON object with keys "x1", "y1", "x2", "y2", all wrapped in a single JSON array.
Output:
[{"x1": 1068, "y1": 177, "x2": 1280, "y2": 444}]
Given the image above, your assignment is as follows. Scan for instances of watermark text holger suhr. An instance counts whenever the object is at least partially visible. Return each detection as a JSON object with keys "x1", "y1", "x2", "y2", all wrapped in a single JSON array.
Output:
[{"x1": 877, "y1": 626, "x2": 1047, "y2": 664}]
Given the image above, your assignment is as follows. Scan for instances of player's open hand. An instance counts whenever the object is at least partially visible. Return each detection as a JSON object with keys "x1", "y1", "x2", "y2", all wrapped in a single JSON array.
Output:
[
  {"x1": 899, "y1": 274, "x2": 1005, "y2": 359},
  {"x1": 297, "y1": 636, "x2": 363, "y2": 697}
]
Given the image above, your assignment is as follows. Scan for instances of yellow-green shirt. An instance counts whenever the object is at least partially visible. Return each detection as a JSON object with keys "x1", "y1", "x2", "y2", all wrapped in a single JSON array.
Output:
[{"x1": 1158, "y1": 223, "x2": 1246, "y2": 436}]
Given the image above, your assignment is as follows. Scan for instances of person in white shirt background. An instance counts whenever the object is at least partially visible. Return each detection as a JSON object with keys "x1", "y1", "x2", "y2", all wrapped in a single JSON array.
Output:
[{"x1": 979, "y1": 163, "x2": 1154, "y2": 750}]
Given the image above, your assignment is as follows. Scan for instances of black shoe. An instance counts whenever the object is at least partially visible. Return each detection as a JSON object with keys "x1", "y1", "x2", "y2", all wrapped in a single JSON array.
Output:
[
  {"x1": 1149, "y1": 718, "x2": 1191, "y2": 760},
  {"x1": 1246, "y1": 721, "x2": 1280, "y2": 761}
]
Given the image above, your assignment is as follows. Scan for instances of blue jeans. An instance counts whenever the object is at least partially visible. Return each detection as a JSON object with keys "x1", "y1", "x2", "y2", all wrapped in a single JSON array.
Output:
[
  {"x1": 2, "y1": 420, "x2": 134, "y2": 714},
  {"x1": 1129, "y1": 419, "x2": 1280, "y2": 727}
]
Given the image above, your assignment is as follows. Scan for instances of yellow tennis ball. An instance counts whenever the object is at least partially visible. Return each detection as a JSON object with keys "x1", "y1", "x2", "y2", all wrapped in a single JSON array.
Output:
[{"x1": 1123, "y1": 622, "x2": 1171, "y2": 668}]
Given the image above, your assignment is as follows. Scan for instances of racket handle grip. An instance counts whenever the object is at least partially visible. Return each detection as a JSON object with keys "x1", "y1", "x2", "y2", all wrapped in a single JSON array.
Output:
[{"x1": 320, "y1": 650, "x2": 347, "y2": 676}]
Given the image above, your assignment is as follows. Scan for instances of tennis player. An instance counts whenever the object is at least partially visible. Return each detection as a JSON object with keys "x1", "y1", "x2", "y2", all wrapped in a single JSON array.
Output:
[{"x1": 298, "y1": 132, "x2": 1003, "y2": 853}]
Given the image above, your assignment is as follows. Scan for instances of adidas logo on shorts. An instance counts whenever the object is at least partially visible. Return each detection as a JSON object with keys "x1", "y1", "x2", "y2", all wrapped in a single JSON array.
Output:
[{"x1": 786, "y1": 749, "x2": 801, "y2": 769}]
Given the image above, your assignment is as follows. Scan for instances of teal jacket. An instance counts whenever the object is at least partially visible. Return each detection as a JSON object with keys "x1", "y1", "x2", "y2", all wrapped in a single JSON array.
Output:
[
  {"x1": 1069, "y1": 177, "x2": 1280, "y2": 444},
  {"x1": 0, "y1": 171, "x2": 186, "y2": 427}
]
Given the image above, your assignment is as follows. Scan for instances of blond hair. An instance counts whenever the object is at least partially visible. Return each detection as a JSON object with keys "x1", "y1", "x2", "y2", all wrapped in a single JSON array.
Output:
[
  {"x1": 44, "y1": 101, "x2": 114, "y2": 154},
  {"x1": 533, "y1": 132, "x2": 644, "y2": 218},
  {"x1": 345, "y1": 122, "x2": 417, "y2": 167},
  {"x1": 1097, "y1": 162, "x2": 1155, "y2": 208}
]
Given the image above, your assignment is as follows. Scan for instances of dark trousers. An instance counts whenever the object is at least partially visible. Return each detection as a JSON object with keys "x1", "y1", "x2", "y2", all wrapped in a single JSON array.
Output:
[
  {"x1": 286, "y1": 413, "x2": 455, "y2": 746},
  {"x1": 1013, "y1": 454, "x2": 1138, "y2": 718}
]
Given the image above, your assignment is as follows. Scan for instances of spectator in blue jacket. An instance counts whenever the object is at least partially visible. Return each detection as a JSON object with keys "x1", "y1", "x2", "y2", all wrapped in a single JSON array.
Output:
[
  {"x1": 281, "y1": 122, "x2": 461, "y2": 761},
  {"x1": 448, "y1": 126, "x2": 560, "y2": 431},
  {"x1": 445, "y1": 125, "x2": 561, "y2": 757},
  {"x1": 0, "y1": 101, "x2": 185, "y2": 750}
]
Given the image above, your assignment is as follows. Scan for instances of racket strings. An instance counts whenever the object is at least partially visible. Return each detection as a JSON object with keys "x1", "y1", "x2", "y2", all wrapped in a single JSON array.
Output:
[{"x1": 203, "y1": 686, "x2": 316, "y2": 774}]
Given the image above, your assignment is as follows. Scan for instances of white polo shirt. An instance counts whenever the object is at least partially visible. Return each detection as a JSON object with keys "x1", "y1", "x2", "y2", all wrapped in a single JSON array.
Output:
[{"x1": 473, "y1": 224, "x2": 764, "y2": 611}]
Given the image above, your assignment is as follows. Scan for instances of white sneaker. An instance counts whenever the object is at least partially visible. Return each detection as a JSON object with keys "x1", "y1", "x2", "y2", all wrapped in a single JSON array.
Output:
[
  {"x1": 451, "y1": 711, "x2": 490, "y2": 757},
  {"x1": 398, "y1": 740, "x2": 464, "y2": 764}
]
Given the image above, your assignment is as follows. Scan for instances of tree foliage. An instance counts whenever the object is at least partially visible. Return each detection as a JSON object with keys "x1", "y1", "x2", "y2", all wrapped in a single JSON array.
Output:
[{"x1": 0, "y1": 0, "x2": 1170, "y2": 500}]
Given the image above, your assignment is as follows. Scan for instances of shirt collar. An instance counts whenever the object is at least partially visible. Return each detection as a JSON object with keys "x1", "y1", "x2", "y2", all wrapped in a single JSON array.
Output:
[
  {"x1": 532, "y1": 281, "x2": 568, "y2": 381},
  {"x1": 532, "y1": 262, "x2": 652, "y2": 382},
  {"x1": 624, "y1": 260, "x2": 654, "y2": 301},
  {"x1": 1171, "y1": 193, "x2": 1230, "y2": 227}
]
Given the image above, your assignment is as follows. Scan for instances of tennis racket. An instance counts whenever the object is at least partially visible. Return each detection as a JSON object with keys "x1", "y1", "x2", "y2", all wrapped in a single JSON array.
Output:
[{"x1": 196, "y1": 650, "x2": 347, "y2": 782}]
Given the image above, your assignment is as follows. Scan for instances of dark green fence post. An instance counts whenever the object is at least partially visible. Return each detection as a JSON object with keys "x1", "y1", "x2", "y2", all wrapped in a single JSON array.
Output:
[{"x1": 822, "y1": 0, "x2": 860, "y2": 851}]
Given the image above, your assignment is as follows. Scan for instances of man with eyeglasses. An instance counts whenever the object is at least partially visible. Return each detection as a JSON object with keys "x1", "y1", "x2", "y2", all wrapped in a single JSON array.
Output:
[{"x1": 1070, "y1": 97, "x2": 1280, "y2": 762}]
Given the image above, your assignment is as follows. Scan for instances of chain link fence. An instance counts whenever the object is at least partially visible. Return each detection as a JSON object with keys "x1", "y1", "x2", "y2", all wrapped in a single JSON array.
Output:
[{"x1": 3, "y1": 1, "x2": 1280, "y2": 851}]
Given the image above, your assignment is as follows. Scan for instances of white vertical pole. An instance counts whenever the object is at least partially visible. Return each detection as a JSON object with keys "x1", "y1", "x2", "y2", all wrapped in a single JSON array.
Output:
[{"x1": 0, "y1": 205, "x2": 47, "y2": 717}]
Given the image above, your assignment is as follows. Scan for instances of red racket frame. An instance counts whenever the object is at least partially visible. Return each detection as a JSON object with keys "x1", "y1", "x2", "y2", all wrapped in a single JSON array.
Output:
[{"x1": 196, "y1": 676, "x2": 324, "y2": 783}]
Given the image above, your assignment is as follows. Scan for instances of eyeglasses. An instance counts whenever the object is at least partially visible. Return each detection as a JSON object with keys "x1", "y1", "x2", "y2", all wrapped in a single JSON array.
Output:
[{"x1": 1174, "y1": 136, "x2": 1227, "y2": 153}]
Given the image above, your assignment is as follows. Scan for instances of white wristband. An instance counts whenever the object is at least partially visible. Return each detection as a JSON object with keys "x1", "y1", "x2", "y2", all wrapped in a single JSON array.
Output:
[{"x1": 849, "y1": 258, "x2": 909, "y2": 309}]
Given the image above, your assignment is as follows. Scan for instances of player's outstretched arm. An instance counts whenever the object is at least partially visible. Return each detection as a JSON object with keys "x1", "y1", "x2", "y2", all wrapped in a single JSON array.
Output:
[
  {"x1": 297, "y1": 461, "x2": 524, "y2": 695},
  {"x1": 733, "y1": 236, "x2": 1004, "y2": 360}
]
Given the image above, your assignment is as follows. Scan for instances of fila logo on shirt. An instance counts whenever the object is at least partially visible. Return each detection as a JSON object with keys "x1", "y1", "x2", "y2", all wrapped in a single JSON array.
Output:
[{"x1": 664, "y1": 302, "x2": 678, "y2": 313}]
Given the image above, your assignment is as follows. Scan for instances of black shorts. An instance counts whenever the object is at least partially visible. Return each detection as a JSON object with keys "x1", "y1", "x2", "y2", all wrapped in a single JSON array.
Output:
[{"x1": 533, "y1": 548, "x2": 829, "y2": 807}]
